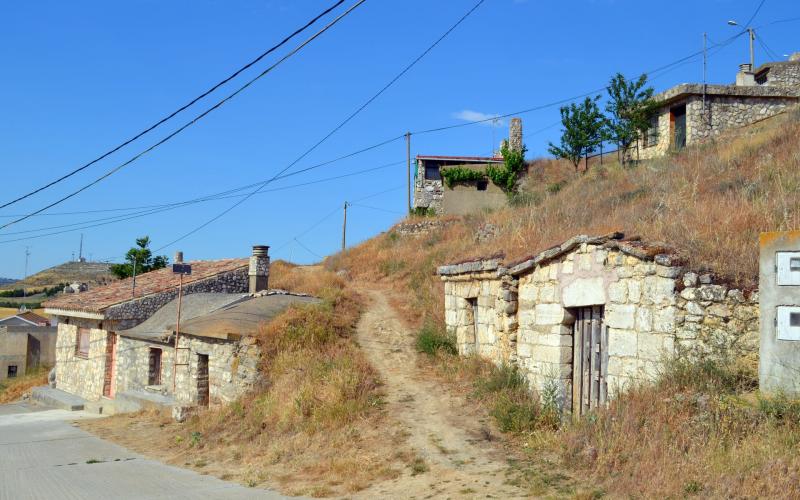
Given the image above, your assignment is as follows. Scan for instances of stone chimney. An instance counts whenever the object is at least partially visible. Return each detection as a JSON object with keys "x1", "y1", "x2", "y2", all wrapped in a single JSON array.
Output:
[
  {"x1": 174, "y1": 251, "x2": 184, "y2": 264},
  {"x1": 508, "y1": 118, "x2": 523, "y2": 152},
  {"x1": 249, "y1": 245, "x2": 270, "y2": 293},
  {"x1": 736, "y1": 63, "x2": 756, "y2": 86},
  {"x1": 790, "y1": 52, "x2": 800, "y2": 62}
]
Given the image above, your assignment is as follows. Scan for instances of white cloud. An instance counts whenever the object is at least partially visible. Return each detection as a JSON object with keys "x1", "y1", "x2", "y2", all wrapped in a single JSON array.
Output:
[{"x1": 452, "y1": 110, "x2": 505, "y2": 127}]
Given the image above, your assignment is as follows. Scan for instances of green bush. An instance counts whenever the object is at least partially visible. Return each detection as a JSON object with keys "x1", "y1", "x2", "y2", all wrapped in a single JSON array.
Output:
[
  {"x1": 409, "y1": 207, "x2": 436, "y2": 217},
  {"x1": 415, "y1": 323, "x2": 457, "y2": 356},
  {"x1": 440, "y1": 167, "x2": 486, "y2": 189}
]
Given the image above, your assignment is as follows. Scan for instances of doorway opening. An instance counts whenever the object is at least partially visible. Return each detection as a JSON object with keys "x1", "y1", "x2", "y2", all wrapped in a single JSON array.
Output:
[
  {"x1": 102, "y1": 333, "x2": 117, "y2": 398},
  {"x1": 197, "y1": 354, "x2": 210, "y2": 407},
  {"x1": 671, "y1": 104, "x2": 687, "y2": 150},
  {"x1": 571, "y1": 306, "x2": 607, "y2": 417},
  {"x1": 148, "y1": 348, "x2": 162, "y2": 386}
]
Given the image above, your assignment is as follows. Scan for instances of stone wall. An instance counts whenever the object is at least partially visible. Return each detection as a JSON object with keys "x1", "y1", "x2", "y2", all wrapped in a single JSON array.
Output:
[
  {"x1": 762, "y1": 62, "x2": 800, "y2": 89},
  {"x1": 413, "y1": 159, "x2": 445, "y2": 214},
  {"x1": 439, "y1": 235, "x2": 760, "y2": 413},
  {"x1": 54, "y1": 322, "x2": 108, "y2": 400},
  {"x1": 115, "y1": 334, "x2": 260, "y2": 405},
  {"x1": 105, "y1": 268, "x2": 248, "y2": 327}
]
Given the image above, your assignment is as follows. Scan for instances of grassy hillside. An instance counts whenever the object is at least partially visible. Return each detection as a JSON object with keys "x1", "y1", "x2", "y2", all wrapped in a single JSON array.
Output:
[
  {"x1": 331, "y1": 106, "x2": 800, "y2": 497},
  {"x1": 4, "y1": 260, "x2": 115, "y2": 291}
]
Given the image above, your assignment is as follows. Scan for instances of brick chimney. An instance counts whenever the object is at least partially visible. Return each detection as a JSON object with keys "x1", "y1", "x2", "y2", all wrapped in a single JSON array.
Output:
[
  {"x1": 509, "y1": 117, "x2": 523, "y2": 152},
  {"x1": 249, "y1": 245, "x2": 270, "y2": 293}
]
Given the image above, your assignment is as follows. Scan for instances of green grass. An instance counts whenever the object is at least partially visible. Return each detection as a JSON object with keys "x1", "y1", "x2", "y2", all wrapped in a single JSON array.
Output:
[{"x1": 415, "y1": 323, "x2": 457, "y2": 356}]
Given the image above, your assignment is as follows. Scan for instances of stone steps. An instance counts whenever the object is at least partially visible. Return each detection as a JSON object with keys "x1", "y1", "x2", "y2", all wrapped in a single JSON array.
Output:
[{"x1": 30, "y1": 386, "x2": 85, "y2": 411}]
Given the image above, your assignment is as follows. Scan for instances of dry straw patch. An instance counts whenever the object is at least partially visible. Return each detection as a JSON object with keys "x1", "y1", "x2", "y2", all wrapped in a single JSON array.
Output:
[{"x1": 0, "y1": 366, "x2": 49, "y2": 404}]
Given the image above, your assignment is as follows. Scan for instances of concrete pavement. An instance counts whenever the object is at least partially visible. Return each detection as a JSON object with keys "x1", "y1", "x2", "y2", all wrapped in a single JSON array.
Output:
[{"x1": 0, "y1": 403, "x2": 288, "y2": 499}]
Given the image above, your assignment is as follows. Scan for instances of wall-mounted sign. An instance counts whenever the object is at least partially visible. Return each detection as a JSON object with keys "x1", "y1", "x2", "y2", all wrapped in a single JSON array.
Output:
[{"x1": 172, "y1": 263, "x2": 192, "y2": 275}]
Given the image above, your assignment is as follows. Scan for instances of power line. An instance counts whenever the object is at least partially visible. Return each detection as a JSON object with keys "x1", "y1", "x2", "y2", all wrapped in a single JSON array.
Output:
[
  {"x1": 0, "y1": 0, "x2": 368, "y2": 231},
  {"x1": 151, "y1": 0, "x2": 487, "y2": 255},
  {"x1": 0, "y1": 0, "x2": 348, "y2": 211}
]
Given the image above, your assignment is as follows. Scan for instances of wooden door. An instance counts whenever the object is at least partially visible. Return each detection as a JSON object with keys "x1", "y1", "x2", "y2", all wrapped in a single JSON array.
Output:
[
  {"x1": 102, "y1": 333, "x2": 117, "y2": 398},
  {"x1": 572, "y1": 307, "x2": 607, "y2": 417},
  {"x1": 672, "y1": 105, "x2": 687, "y2": 150},
  {"x1": 197, "y1": 354, "x2": 209, "y2": 407},
  {"x1": 148, "y1": 348, "x2": 162, "y2": 386}
]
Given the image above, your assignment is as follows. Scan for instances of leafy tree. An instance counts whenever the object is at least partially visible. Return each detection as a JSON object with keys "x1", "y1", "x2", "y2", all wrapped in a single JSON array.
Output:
[
  {"x1": 603, "y1": 73, "x2": 657, "y2": 164},
  {"x1": 548, "y1": 96, "x2": 605, "y2": 172},
  {"x1": 110, "y1": 236, "x2": 168, "y2": 279},
  {"x1": 487, "y1": 141, "x2": 528, "y2": 193}
]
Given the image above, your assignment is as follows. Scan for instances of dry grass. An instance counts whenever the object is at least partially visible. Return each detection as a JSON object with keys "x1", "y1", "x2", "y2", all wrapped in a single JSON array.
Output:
[
  {"x1": 82, "y1": 265, "x2": 405, "y2": 497},
  {"x1": 0, "y1": 366, "x2": 49, "y2": 404},
  {"x1": 331, "y1": 107, "x2": 800, "y2": 496}
]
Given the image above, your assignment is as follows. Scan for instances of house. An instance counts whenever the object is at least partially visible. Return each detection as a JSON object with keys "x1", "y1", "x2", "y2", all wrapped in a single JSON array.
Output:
[
  {"x1": 0, "y1": 308, "x2": 51, "y2": 327},
  {"x1": 413, "y1": 118, "x2": 523, "y2": 215},
  {"x1": 41, "y1": 245, "x2": 316, "y2": 412},
  {"x1": 437, "y1": 233, "x2": 759, "y2": 416},
  {"x1": 0, "y1": 307, "x2": 56, "y2": 381},
  {"x1": 638, "y1": 54, "x2": 800, "y2": 159}
]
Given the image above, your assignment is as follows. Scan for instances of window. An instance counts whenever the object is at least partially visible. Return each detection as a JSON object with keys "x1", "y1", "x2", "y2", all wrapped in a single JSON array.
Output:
[
  {"x1": 644, "y1": 116, "x2": 659, "y2": 148},
  {"x1": 476, "y1": 180, "x2": 488, "y2": 191},
  {"x1": 7, "y1": 365, "x2": 17, "y2": 378},
  {"x1": 148, "y1": 348, "x2": 162, "y2": 386},
  {"x1": 424, "y1": 162, "x2": 441, "y2": 181},
  {"x1": 76, "y1": 328, "x2": 90, "y2": 358}
]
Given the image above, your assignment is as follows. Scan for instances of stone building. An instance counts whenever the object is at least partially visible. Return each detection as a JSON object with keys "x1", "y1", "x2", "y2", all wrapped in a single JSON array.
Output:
[
  {"x1": 413, "y1": 118, "x2": 523, "y2": 215},
  {"x1": 438, "y1": 233, "x2": 759, "y2": 416},
  {"x1": 42, "y1": 245, "x2": 315, "y2": 413},
  {"x1": 638, "y1": 54, "x2": 800, "y2": 159}
]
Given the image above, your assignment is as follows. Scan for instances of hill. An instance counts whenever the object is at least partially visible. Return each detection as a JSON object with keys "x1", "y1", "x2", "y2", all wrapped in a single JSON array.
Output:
[
  {"x1": 330, "y1": 105, "x2": 800, "y2": 497},
  {"x1": 4, "y1": 260, "x2": 116, "y2": 291},
  {"x1": 0, "y1": 278, "x2": 16, "y2": 287}
]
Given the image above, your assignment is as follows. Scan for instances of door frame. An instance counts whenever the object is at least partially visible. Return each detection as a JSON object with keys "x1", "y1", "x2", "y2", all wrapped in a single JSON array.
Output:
[
  {"x1": 102, "y1": 332, "x2": 117, "y2": 399},
  {"x1": 571, "y1": 306, "x2": 608, "y2": 417}
]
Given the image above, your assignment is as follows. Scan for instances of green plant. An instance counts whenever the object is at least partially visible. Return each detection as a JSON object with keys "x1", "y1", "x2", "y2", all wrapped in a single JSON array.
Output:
[
  {"x1": 190, "y1": 431, "x2": 202, "y2": 447},
  {"x1": 410, "y1": 456, "x2": 429, "y2": 475},
  {"x1": 409, "y1": 206, "x2": 436, "y2": 217},
  {"x1": 415, "y1": 323, "x2": 457, "y2": 356},
  {"x1": 487, "y1": 142, "x2": 528, "y2": 193},
  {"x1": 548, "y1": 95, "x2": 606, "y2": 172},
  {"x1": 439, "y1": 166, "x2": 486, "y2": 188},
  {"x1": 546, "y1": 181, "x2": 566, "y2": 194},
  {"x1": 508, "y1": 191, "x2": 541, "y2": 207},
  {"x1": 110, "y1": 236, "x2": 169, "y2": 279},
  {"x1": 603, "y1": 73, "x2": 657, "y2": 164}
]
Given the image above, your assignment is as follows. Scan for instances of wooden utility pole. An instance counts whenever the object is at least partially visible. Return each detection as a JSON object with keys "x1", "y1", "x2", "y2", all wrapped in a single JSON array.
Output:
[
  {"x1": 341, "y1": 201, "x2": 349, "y2": 253},
  {"x1": 172, "y1": 272, "x2": 184, "y2": 392},
  {"x1": 405, "y1": 132, "x2": 411, "y2": 213}
]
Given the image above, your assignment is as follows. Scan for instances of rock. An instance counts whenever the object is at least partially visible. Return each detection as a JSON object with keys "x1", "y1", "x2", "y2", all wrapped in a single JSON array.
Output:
[{"x1": 172, "y1": 405, "x2": 192, "y2": 423}]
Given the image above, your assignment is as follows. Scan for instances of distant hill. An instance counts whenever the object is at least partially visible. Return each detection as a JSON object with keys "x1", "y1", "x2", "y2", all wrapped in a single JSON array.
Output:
[
  {"x1": 0, "y1": 278, "x2": 17, "y2": 287},
  {"x1": 2, "y1": 261, "x2": 117, "y2": 291}
]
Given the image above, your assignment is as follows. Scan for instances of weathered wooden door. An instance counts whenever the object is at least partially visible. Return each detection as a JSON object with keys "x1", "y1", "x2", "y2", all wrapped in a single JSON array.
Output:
[
  {"x1": 148, "y1": 348, "x2": 162, "y2": 386},
  {"x1": 672, "y1": 105, "x2": 687, "y2": 150},
  {"x1": 572, "y1": 307, "x2": 607, "y2": 417},
  {"x1": 102, "y1": 333, "x2": 117, "y2": 398},
  {"x1": 197, "y1": 354, "x2": 209, "y2": 407}
]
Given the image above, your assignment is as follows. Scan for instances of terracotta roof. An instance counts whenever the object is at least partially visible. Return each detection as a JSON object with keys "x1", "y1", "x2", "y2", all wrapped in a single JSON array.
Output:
[
  {"x1": 416, "y1": 155, "x2": 504, "y2": 163},
  {"x1": 43, "y1": 258, "x2": 248, "y2": 314},
  {"x1": 17, "y1": 311, "x2": 51, "y2": 326}
]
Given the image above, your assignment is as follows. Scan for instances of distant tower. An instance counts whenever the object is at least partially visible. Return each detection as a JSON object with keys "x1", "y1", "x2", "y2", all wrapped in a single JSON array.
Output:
[
  {"x1": 78, "y1": 234, "x2": 84, "y2": 262},
  {"x1": 509, "y1": 118, "x2": 523, "y2": 152}
]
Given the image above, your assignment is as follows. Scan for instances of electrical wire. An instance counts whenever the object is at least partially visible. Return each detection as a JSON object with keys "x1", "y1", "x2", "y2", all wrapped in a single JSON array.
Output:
[
  {"x1": 0, "y1": 0, "x2": 347, "y2": 211},
  {"x1": 0, "y1": 0, "x2": 368, "y2": 231},
  {"x1": 151, "y1": 0, "x2": 487, "y2": 254}
]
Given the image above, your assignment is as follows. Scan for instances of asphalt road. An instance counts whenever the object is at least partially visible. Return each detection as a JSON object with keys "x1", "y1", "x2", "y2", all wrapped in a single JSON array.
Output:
[{"x1": 0, "y1": 403, "x2": 288, "y2": 500}]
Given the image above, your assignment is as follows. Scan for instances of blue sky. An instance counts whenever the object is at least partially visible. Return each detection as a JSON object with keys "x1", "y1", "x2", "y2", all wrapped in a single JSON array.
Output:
[{"x1": 1, "y1": 0, "x2": 797, "y2": 278}]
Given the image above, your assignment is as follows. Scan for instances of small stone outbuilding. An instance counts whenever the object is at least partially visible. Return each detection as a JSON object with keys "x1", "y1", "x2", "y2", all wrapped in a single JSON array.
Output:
[{"x1": 439, "y1": 233, "x2": 759, "y2": 416}]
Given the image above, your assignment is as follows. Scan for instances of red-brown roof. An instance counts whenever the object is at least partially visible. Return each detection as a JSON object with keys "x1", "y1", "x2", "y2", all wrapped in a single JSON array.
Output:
[
  {"x1": 416, "y1": 155, "x2": 504, "y2": 163},
  {"x1": 17, "y1": 311, "x2": 51, "y2": 326},
  {"x1": 43, "y1": 258, "x2": 248, "y2": 314}
]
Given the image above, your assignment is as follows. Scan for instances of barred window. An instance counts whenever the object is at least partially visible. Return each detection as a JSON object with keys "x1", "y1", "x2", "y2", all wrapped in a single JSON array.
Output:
[{"x1": 644, "y1": 116, "x2": 659, "y2": 148}]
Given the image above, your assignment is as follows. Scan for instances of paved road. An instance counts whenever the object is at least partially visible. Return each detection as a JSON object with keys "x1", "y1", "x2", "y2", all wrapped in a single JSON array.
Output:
[{"x1": 0, "y1": 403, "x2": 287, "y2": 500}]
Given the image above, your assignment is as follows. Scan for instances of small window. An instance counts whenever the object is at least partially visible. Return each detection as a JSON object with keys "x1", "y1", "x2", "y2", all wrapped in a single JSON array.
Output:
[
  {"x1": 644, "y1": 116, "x2": 659, "y2": 147},
  {"x1": 476, "y1": 180, "x2": 488, "y2": 191},
  {"x1": 791, "y1": 258, "x2": 800, "y2": 271},
  {"x1": 148, "y1": 348, "x2": 162, "y2": 386},
  {"x1": 424, "y1": 162, "x2": 441, "y2": 181},
  {"x1": 7, "y1": 365, "x2": 17, "y2": 378},
  {"x1": 76, "y1": 328, "x2": 90, "y2": 358},
  {"x1": 791, "y1": 313, "x2": 800, "y2": 328}
]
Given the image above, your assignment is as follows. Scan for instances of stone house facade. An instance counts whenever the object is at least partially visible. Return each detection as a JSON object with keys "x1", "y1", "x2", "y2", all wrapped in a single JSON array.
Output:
[
  {"x1": 439, "y1": 234, "x2": 759, "y2": 415},
  {"x1": 42, "y1": 245, "x2": 309, "y2": 410},
  {"x1": 638, "y1": 55, "x2": 800, "y2": 160},
  {"x1": 413, "y1": 118, "x2": 523, "y2": 215}
]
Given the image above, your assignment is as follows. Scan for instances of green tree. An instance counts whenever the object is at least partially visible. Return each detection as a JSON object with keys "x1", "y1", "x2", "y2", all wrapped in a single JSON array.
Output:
[
  {"x1": 487, "y1": 141, "x2": 528, "y2": 194},
  {"x1": 548, "y1": 96, "x2": 605, "y2": 172},
  {"x1": 110, "y1": 236, "x2": 169, "y2": 279},
  {"x1": 603, "y1": 73, "x2": 657, "y2": 164}
]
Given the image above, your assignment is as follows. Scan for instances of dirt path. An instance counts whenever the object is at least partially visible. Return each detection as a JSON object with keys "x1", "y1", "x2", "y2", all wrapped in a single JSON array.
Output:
[{"x1": 352, "y1": 287, "x2": 529, "y2": 499}]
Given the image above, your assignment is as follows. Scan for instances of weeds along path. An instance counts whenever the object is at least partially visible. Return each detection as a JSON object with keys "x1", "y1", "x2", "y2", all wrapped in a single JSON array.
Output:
[{"x1": 352, "y1": 286, "x2": 528, "y2": 499}]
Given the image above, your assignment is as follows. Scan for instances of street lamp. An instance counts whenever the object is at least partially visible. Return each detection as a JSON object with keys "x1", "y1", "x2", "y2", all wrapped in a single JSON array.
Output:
[{"x1": 727, "y1": 20, "x2": 755, "y2": 69}]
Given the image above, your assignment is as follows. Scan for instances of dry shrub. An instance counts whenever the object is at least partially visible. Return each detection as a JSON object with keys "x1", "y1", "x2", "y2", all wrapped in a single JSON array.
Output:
[
  {"x1": 0, "y1": 366, "x2": 49, "y2": 404},
  {"x1": 558, "y1": 355, "x2": 800, "y2": 498},
  {"x1": 268, "y1": 260, "x2": 346, "y2": 296}
]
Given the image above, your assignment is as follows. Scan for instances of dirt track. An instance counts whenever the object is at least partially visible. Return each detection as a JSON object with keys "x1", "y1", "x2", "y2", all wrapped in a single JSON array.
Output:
[{"x1": 352, "y1": 287, "x2": 528, "y2": 499}]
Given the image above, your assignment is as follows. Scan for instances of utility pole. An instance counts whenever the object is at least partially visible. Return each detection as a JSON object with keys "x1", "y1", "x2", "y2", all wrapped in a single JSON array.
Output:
[
  {"x1": 131, "y1": 257, "x2": 137, "y2": 298},
  {"x1": 749, "y1": 28, "x2": 755, "y2": 69},
  {"x1": 703, "y1": 32, "x2": 707, "y2": 116},
  {"x1": 78, "y1": 233, "x2": 84, "y2": 261},
  {"x1": 23, "y1": 247, "x2": 30, "y2": 298},
  {"x1": 341, "y1": 201, "x2": 349, "y2": 253},
  {"x1": 405, "y1": 132, "x2": 411, "y2": 214}
]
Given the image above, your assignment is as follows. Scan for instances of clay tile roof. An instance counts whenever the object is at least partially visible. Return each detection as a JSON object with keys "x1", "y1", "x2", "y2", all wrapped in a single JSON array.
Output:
[
  {"x1": 416, "y1": 155, "x2": 504, "y2": 163},
  {"x1": 43, "y1": 258, "x2": 248, "y2": 314},
  {"x1": 16, "y1": 311, "x2": 51, "y2": 326}
]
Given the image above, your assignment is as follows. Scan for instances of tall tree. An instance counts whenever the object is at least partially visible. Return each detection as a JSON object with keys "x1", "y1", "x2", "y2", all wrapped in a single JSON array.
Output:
[
  {"x1": 110, "y1": 236, "x2": 169, "y2": 279},
  {"x1": 603, "y1": 73, "x2": 657, "y2": 164},
  {"x1": 548, "y1": 96, "x2": 605, "y2": 172}
]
